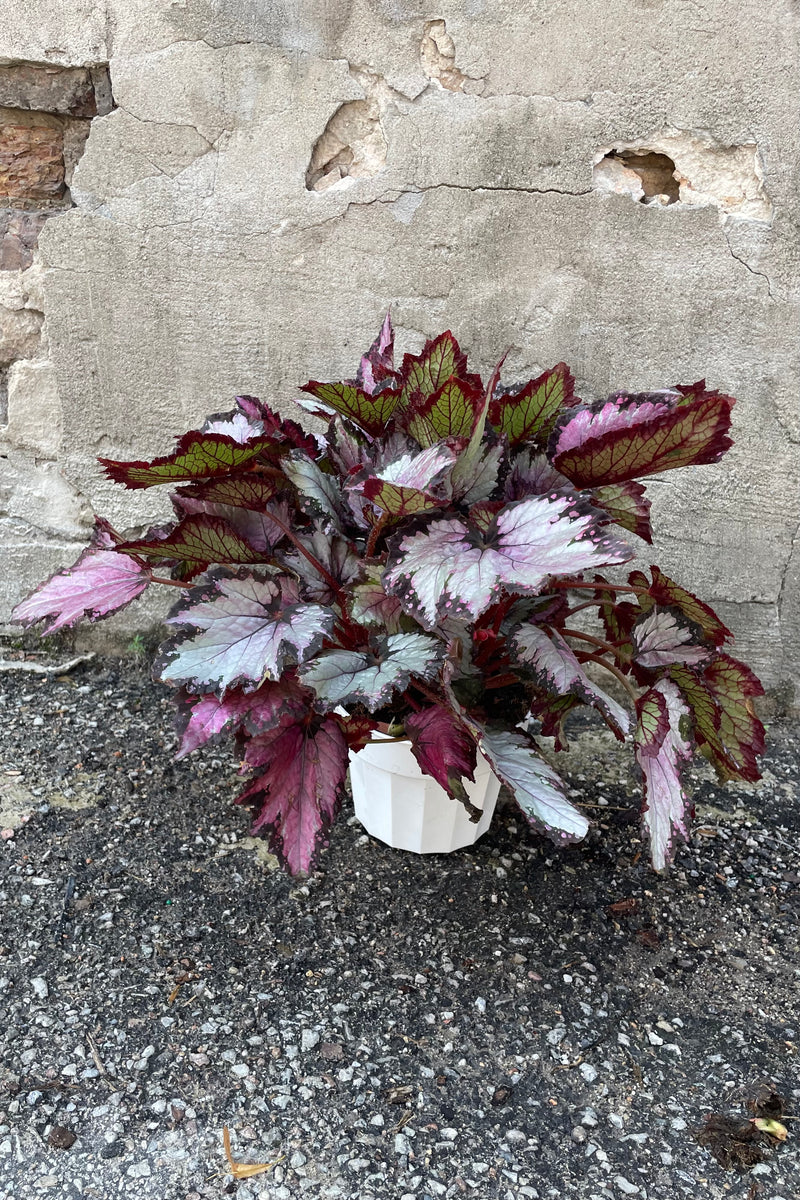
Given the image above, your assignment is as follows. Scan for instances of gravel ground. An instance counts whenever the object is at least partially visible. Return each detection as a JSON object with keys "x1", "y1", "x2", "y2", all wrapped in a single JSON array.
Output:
[{"x1": 0, "y1": 653, "x2": 798, "y2": 1200}]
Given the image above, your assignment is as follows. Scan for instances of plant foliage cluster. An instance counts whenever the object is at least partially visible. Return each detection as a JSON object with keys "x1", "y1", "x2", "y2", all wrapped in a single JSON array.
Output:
[{"x1": 14, "y1": 316, "x2": 764, "y2": 873}]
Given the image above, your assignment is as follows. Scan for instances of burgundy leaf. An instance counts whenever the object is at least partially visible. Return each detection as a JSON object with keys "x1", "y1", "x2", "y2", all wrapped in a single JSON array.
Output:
[
  {"x1": 632, "y1": 608, "x2": 713, "y2": 669},
  {"x1": 236, "y1": 717, "x2": 348, "y2": 874},
  {"x1": 635, "y1": 680, "x2": 693, "y2": 870},
  {"x1": 12, "y1": 533, "x2": 149, "y2": 634},
  {"x1": 174, "y1": 679, "x2": 309, "y2": 758},
  {"x1": 330, "y1": 712, "x2": 380, "y2": 751},
  {"x1": 553, "y1": 390, "x2": 735, "y2": 486},
  {"x1": 488, "y1": 363, "x2": 576, "y2": 445},
  {"x1": 405, "y1": 706, "x2": 478, "y2": 801}
]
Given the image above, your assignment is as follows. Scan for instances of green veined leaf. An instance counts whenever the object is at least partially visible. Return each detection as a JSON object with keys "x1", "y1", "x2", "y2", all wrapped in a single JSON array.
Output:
[
  {"x1": 99, "y1": 431, "x2": 281, "y2": 490},
  {"x1": 553, "y1": 392, "x2": 734, "y2": 486},
  {"x1": 298, "y1": 380, "x2": 400, "y2": 436},
  {"x1": 488, "y1": 362, "x2": 576, "y2": 446},
  {"x1": 591, "y1": 481, "x2": 652, "y2": 543},
  {"x1": 117, "y1": 514, "x2": 264, "y2": 573},
  {"x1": 398, "y1": 331, "x2": 474, "y2": 406},
  {"x1": 647, "y1": 565, "x2": 732, "y2": 647},
  {"x1": 406, "y1": 376, "x2": 482, "y2": 446}
]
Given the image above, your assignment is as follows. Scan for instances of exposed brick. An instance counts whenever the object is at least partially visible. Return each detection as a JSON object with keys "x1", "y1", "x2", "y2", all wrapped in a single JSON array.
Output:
[
  {"x1": 0, "y1": 64, "x2": 97, "y2": 118},
  {"x1": 0, "y1": 209, "x2": 51, "y2": 271},
  {"x1": 0, "y1": 118, "x2": 65, "y2": 204}
]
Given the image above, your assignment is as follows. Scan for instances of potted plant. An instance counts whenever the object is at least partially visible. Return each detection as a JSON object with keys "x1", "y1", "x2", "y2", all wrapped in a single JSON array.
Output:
[{"x1": 13, "y1": 315, "x2": 765, "y2": 873}]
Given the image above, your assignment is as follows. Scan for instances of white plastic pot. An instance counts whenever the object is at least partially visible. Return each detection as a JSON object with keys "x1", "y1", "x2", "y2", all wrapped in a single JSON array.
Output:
[{"x1": 349, "y1": 736, "x2": 501, "y2": 854}]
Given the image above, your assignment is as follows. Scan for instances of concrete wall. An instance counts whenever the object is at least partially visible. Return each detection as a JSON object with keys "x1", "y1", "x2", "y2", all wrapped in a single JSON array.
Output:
[{"x1": 0, "y1": 1, "x2": 798, "y2": 693}]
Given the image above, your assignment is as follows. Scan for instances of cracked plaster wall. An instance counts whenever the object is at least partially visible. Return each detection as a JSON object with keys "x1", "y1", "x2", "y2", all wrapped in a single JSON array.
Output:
[{"x1": 0, "y1": 0, "x2": 798, "y2": 694}]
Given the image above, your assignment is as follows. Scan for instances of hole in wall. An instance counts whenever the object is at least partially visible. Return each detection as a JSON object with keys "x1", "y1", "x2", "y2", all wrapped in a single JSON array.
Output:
[
  {"x1": 305, "y1": 71, "x2": 389, "y2": 193},
  {"x1": 595, "y1": 150, "x2": 680, "y2": 206},
  {"x1": 592, "y1": 132, "x2": 772, "y2": 222}
]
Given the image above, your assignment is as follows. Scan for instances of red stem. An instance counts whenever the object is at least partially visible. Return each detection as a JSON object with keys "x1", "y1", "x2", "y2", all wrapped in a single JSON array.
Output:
[
  {"x1": 149, "y1": 574, "x2": 192, "y2": 589},
  {"x1": 261, "y1": 508, "x2": 347, "y2": 603},
  {"x1": 365, "y1": 513, "x2": 389, "y2": 559},
  {"x1": 575, "y1": 651, "x2": 638, "y2": 704},
  {"x1": 548, "y1": 579, "x2": 649, "y2": 596},
  {"x1": 561, "y1": 627, "x2": 621, "y2": 656}
]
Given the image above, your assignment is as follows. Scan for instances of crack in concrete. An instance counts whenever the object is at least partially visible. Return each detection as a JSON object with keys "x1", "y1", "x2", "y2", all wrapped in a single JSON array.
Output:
[
  {"x1": 722, "y1": 225, "x2": 773, "y2": 299},
  {"x1": 776, "y1": 513, "x2": 800, "y2": 659}
]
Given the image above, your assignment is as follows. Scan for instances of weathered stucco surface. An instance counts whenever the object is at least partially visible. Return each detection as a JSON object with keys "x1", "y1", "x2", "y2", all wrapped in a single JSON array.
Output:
[{"x1": 0, "y1": 1, "x2": 798, "y2": 693}]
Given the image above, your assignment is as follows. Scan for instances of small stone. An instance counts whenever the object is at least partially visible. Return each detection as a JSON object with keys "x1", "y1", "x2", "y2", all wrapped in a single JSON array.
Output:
[
  {"x1": 301, "y1": 1029, "x2": 320, "y2": 1052},
  {"x1": 647, "y1": 1031, "x2": 664, "y2": 1046},
  {"x1": 289, "y1": 1151, "x2": 307, "y2": 1168},
  {"x1": 571, "y1": 1126, "x2": 587, "y2": 1143},
  {"x1": 231, "y1": 1063, "x2": 249, "y2": 1077},
  {"x1": 47, "y1": 1126, "x2": 76, "y2": 1150},
  {"x1": 615, "y1": 1177, "x2": 640, "y2": 1195},
  {"x1": 319, "y1": 1043, "x2": 343, "y2": 1060},
  {"x1": 31, "y1": 976, "x2": 48, "y2": 1000},
  {"x1": 394, "y1": 1133, "x2": 411, "y2": 1155},
  {"x1": 579, "y1": 1062, "x2": 598, "y2": 1084},
  {"x1": 126, "y1": 1161, "x2": 152, "y2": 1178}
]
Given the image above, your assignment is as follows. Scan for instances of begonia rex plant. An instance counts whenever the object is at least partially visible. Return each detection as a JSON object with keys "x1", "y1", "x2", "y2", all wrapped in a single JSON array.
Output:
[{"x1": 13, "y1": 316, "x2": 765, "y2": 873}]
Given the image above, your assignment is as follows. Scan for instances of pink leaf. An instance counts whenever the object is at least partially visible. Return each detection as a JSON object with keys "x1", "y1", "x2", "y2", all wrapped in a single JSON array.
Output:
[
  {"x1": 12, "y1": 533, "x2": 149, "y2": 634},
  {"x1": 635, "y1": 680, "x2": 693, "y2": 870},
  {"x1": 357, "y1": 312, "x2": 396, "y2": 394},
  {"x1": 632, "y1": 608, "x2": 712, "y2": 668},
  {"x1": 554, "y1": 394, "x2": 676, "y2": 456},
  {"x1": 386, "y1": 495, "x2": 631, "y2": 628},
  {"x1": 174, "y1": 679, "x2": 308, "y2": 758},
  {"x1": 236, "y1": 718, "x2": 349, "y2": 874}
]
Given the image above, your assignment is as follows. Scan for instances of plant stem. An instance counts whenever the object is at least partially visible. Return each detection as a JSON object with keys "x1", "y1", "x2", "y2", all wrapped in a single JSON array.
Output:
[
  {"x1": 365, "y1": 514, "x2": 389, "y2": 559},
  {"x1": 577, "y1": 651, "x2": 639, "y2": 705},
  {"x1": 262, "y1": 509, "x2": 347, "y2": 602},
  {"x1": 412, "y1": 679, "x2": 446, "y2": 708},
  {"x1": 548, "y1": 579, "x2": 649, "y2": 596},
  {"x1": 149, "y1": 574, "x2": 192, "y2": 589},
  {"x1": 561, "y1": 627, "x2": 621, "y2": 656}
]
